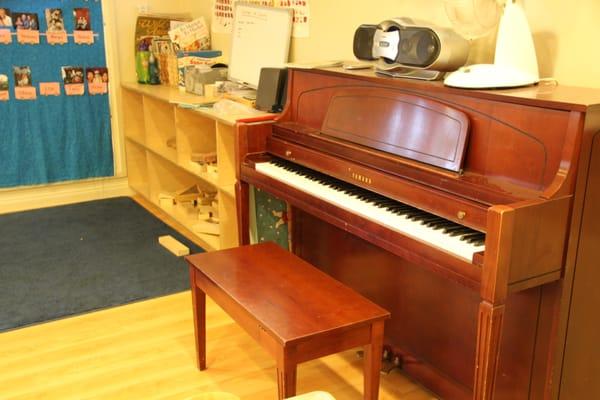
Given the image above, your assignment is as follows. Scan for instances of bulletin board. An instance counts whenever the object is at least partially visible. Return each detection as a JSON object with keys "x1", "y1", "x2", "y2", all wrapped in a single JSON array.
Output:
[{"x1": 0, "y1": 0, "x2": 113, "y2": 188}]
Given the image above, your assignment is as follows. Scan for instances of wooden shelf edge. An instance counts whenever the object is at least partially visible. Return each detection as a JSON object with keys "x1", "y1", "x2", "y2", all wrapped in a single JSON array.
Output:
[
  {"x1": 125, "y1": 135, "x2": 146, "y2": 147},
  {"x1": 219, "y1": 185, "x2": 236, "y2": 198},
  {"x1": 131, "y1": 193, "x2": 220, "y2": 252}
]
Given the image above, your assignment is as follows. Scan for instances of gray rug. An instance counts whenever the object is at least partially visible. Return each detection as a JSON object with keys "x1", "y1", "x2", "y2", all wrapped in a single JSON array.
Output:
[{"x1": 0, "y1": 197, "x2": 203, "y2": 332}]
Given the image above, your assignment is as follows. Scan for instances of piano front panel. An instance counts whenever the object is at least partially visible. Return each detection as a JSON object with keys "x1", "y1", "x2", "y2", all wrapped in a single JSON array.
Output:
[{"x1": 293, "y1": 209, "x2": 545, "y2": 400}]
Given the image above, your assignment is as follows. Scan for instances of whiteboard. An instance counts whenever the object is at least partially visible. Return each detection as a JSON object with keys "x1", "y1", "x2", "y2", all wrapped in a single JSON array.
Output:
[{"x1": 228, "y1": 3, "x2": 292, "y2": 89}]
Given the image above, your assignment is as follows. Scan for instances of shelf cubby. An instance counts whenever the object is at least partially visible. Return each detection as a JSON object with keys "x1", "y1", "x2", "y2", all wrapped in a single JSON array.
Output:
[
  {"x1": 125, "y1": 139, "x2": 150, "y2": 198},
  {"x1": 143, "y1": 96, "x2": 177, "y2": 163},
  {"x1": 122, "y1": 90, "x2": 146, "y2": 144},
  {"x1": 121, "y1": 82, "x2": 270, "y2": 251}
]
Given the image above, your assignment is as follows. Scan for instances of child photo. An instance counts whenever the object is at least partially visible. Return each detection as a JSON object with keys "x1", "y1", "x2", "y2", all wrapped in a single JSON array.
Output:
[
  {"x1": 0, "y1": 8, "x2": 12, "y2": 27},
  {"x1": 86, "y1": 67, "x2": 109, "y2": 83},
  {"x1": 62, "y1": 67, "x2": 84, "y2": 84},
  {"x1": 13, "y1": 66, "x2": 32, "y2": 87},
  {"x1": 0, "y1": 74, "x2": 8, "y2": 91},
  {"x1": 13, "y1": 12, "x2": 39, "y2": 31},
  {"x1": 45, "y1": 8, "x2": 65, "y2": 32},
  {"x1": 73, "y1": 8, "x2": 91, "y2": 31}
]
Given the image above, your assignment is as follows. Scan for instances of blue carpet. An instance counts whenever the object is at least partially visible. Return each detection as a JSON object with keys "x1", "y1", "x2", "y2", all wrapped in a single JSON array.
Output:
[{"x1": 0, "y1": 197, "x2": 204, "y2": 332}]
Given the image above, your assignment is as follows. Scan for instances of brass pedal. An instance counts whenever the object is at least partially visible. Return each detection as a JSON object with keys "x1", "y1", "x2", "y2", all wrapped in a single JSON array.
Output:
[{"x1": 355, "y1": 347, "x2": 400, "y2": 375}]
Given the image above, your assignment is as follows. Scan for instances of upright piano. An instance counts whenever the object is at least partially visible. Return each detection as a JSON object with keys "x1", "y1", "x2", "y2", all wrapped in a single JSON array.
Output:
[{"x1": 235, "y1": 68, "x2": 600, "y2": 399}]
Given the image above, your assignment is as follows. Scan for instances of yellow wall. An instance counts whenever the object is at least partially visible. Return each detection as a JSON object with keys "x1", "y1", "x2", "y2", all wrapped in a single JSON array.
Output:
[{"x1": 162, "y1": 0, "x2": 600, "y2": 89}]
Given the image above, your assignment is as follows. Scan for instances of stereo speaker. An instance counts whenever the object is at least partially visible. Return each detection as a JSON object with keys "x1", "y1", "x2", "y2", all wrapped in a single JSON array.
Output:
[{"x1": 256, "y1": 68, "x2": 288, "y2": 113}]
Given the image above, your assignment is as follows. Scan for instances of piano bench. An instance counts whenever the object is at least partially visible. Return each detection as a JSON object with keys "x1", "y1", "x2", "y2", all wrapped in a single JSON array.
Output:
[{"x1": 185, "y1": 242, "x2": 390, "y2": 400}]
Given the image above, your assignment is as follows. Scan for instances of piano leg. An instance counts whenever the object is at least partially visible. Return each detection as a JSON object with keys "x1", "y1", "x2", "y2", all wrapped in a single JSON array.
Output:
[
  {"x1": 236, "y1": 181, "x2": 251, "y2": 245},
  {"x1": 474, "y1": 301, "x2": 505, "y2": 400}
]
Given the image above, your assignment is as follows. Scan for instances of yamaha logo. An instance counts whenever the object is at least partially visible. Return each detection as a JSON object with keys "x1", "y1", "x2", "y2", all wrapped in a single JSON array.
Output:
[{"x1": 351, "y1": 172, "x2": 372, "y2": 184}]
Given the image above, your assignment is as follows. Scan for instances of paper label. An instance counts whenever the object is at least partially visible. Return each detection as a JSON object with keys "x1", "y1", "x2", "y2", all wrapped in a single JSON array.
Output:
[
  {"x1": 17, "y1": 29, "x2": 40, "y2": 44},
  {"x1": 46, "y1": 31, "x2": 68, "y2": 45},
  {"x1": 0, "y1": 91, "x2": 9, "y2": 101},
  {"x1": 0, "y1": 29, "x2": 12, "y2": 44},
  {"x1": 65, "y1": 83, "x2": 85, "y2": 96},
  {"x1": 74, "y1": 30, "x2": 94, "y2": 45},
  {"x1": 40, "y1": 82, "x2": 61, "y2": 96},
  {"x1": 88, "y1": 82, "x2": 108, "y2": 95},
  {"x1": 15, "y1": 86, "x2": 37, "y2": 100}
]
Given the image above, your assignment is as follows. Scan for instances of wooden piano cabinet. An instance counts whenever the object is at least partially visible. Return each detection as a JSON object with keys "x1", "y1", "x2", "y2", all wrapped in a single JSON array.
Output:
[{"x1": 235, "y1": 68, "x2": 600, "y2": 400}]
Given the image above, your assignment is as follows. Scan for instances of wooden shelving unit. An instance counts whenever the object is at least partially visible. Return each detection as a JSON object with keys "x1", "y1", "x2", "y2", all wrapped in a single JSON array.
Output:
[{"x1": 121, "y1": 82, "x2": 263, "y2": 251}]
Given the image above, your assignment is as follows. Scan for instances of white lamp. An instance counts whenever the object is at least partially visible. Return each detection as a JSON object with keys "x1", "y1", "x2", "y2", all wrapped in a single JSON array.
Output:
[{"x1": 444, "y1": 0, "x2": 539, "y2": 89}]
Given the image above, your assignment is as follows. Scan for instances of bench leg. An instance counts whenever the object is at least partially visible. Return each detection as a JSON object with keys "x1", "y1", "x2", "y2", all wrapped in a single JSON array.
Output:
[
  {"x1": 276, "y1": 350, "x2": 297, "y2": 400},
  {"x1": 364, "y1": 320, "x2": 385, "y2": 400},
  {"x1": 189, "y1": 266, "x2": 206, "y2": 370}
]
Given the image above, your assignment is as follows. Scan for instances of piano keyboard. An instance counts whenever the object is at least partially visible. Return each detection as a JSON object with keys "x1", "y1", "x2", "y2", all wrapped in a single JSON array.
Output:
[{"x1": 256, "y1": 158, "x2": 486, "y2": 263}]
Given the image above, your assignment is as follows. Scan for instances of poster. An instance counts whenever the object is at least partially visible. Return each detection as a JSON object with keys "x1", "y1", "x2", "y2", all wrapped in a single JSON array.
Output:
[
  {"x1": 276, "y1": 0, "x2": 309, "y2": 38},
  {"x1": 211, "y1": 0, "x2": 309, "y2": 37}
]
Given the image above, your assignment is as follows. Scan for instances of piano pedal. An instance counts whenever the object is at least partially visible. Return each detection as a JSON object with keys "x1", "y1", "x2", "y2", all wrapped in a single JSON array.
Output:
[{"x1": 355, "y1": 347, "x2": 401, "y2": 375}]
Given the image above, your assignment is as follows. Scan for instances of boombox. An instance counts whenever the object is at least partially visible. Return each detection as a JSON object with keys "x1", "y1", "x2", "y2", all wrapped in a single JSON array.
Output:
[{"x1": 353, "y1": 18, "x2": 469, "y2": 80}]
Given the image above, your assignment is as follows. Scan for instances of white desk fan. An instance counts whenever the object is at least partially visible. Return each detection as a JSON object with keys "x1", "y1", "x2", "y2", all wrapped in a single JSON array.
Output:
[{"x1": 443, "y1": 0, "x2": 539, "y2": 89}]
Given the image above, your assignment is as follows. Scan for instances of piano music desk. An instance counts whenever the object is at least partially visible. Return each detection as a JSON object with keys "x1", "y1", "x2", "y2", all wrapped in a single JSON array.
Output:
[{"x1": 186, "y1": 242, "x2": 390, "y2": 400}]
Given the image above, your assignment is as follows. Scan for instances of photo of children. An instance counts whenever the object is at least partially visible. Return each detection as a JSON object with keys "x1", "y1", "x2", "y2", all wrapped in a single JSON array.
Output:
[
  {"x1": 45, "y1": 8, "x2": 65, "y2": 32},
  {"x1": 73, "y1": 8, "x2": 91, "y2": 31},
  {"x1": 62, "y1": 67, "x2": 84, "y2": 84},
  {"x1": 0, "y1": 8, "x2": 12, "y2": 27},
  {"x1": 13, "y1": 66, "x2": 32, "y2": 87},
  {"x1": 0, "y1": 74, "x2": 8, "y2": 91},
  {"x1": 86, "y1": 67, "x2": 109, "y2": 83},
  {"x1": 13, "y1": 12, "x2": 39, "y2": 31}
]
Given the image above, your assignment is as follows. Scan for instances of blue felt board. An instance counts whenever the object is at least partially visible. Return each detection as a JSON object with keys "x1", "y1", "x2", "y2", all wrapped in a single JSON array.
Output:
[{"x1": 0, "y1": 0, "x2": 113, "y2": 188}]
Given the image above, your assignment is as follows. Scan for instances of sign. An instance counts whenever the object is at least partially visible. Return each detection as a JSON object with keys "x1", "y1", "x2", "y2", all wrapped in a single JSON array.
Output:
[
  {"x1": 40, "y1": 82, "x2": 61, "y2": 96},
  {"x1": 46, "y1": 31, "x2": 68, "y2": 45},
  {"x1": 15, "y1": 86, "x2": 37, "y2": 100},
  {"x1": 88, "y1": 82, "x2": 108, "y2": 95},
  {"x1": 74, "y1": 30, "x2": 94, "y2": 45},
  {"x1": 65, "y1": 83, "x2": 85, "y2": 96},
  {"x1": 17, "y1": 29, "x2": 40, "y2": 44},
  {"x1": 0, "y1": 29, "x2": 11, "y2": 44}
]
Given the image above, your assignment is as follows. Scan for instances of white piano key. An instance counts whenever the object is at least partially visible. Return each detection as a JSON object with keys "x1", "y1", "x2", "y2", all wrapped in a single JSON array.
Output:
[{"x1": 255, "y1": 160, "x2": 485, "y2": 262}]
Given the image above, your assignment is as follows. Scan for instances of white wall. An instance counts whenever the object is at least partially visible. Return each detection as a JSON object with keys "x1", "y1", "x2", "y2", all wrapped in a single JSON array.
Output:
[{"x1": 157, "y1": 0, "x2": 600, "y2": 89}]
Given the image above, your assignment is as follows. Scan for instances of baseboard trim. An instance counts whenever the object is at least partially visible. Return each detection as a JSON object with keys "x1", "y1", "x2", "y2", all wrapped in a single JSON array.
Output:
[{"x1": 0, "y1": 177, "x2": 133, "y2": 215}]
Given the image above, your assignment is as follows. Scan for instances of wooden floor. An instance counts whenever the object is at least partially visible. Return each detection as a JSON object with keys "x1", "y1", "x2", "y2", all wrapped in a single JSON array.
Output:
[{"x1": 0, "y1": 291, "x2": 437, "y2": 400}]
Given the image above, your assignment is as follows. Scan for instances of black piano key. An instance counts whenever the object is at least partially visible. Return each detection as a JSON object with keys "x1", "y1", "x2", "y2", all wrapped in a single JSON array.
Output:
[
  {"x1": 430, "y1": 221, "x2": 458, "y2": 230},
  {"x1": 424, "y1": 218, "x2": 450, "y2": 227},
  {"x1": 387, "y1": 204, "x2": 413, "y2": 211},
  {"x1": 420, "y1": 216, "x2": 445, "y2": 224},
  {"x1": 463, "y1": 234, "x2": 486, "y2": 243},
  {"x1": 448, "y1": 227, "x2": 475, "y2": 237},
  {"x1": 471, "y1": 238, "x2": 486, "y2": 246},
  {"x1": 375, "y1": 200, "x2": 398, "y2": 208},
  {"x1": 443, "y1": 225, "x2": 470, "y2": 234},
  {"x1": 406, "y1": 211, "x2": 430, "y2": 220}
]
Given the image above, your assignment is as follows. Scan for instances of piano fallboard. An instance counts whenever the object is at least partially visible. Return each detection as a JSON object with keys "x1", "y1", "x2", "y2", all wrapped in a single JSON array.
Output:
[{"x1": 267, "y1": 136, "x2": 489, "y2": 232}]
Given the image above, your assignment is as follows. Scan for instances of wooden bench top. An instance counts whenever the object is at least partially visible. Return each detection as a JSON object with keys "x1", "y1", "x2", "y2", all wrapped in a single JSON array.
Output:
[{"x1": 186, "y1": 242, "x2": 390, "y2": 346}]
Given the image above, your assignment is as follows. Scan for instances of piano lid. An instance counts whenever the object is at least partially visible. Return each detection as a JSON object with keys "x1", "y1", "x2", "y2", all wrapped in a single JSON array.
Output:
[{"x1": 320, "y1": 87, "x2": 470, "y2": 173}]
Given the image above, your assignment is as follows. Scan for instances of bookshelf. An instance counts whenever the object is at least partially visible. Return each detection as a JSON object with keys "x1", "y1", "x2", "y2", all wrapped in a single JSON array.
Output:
[{"x1": 121, "y1": 82, "x2": 264, "y2": 251}]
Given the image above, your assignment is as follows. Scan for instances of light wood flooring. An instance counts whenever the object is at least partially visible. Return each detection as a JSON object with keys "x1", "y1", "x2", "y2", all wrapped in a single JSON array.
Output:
[{"x1": 0, "y1": 291, "x2": 437, "y2": 399}]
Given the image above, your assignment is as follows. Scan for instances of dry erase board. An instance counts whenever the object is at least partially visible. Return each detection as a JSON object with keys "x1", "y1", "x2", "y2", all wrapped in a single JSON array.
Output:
[{"x1": 228, "y1": 3, "x2": 292, "y2": 89}]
